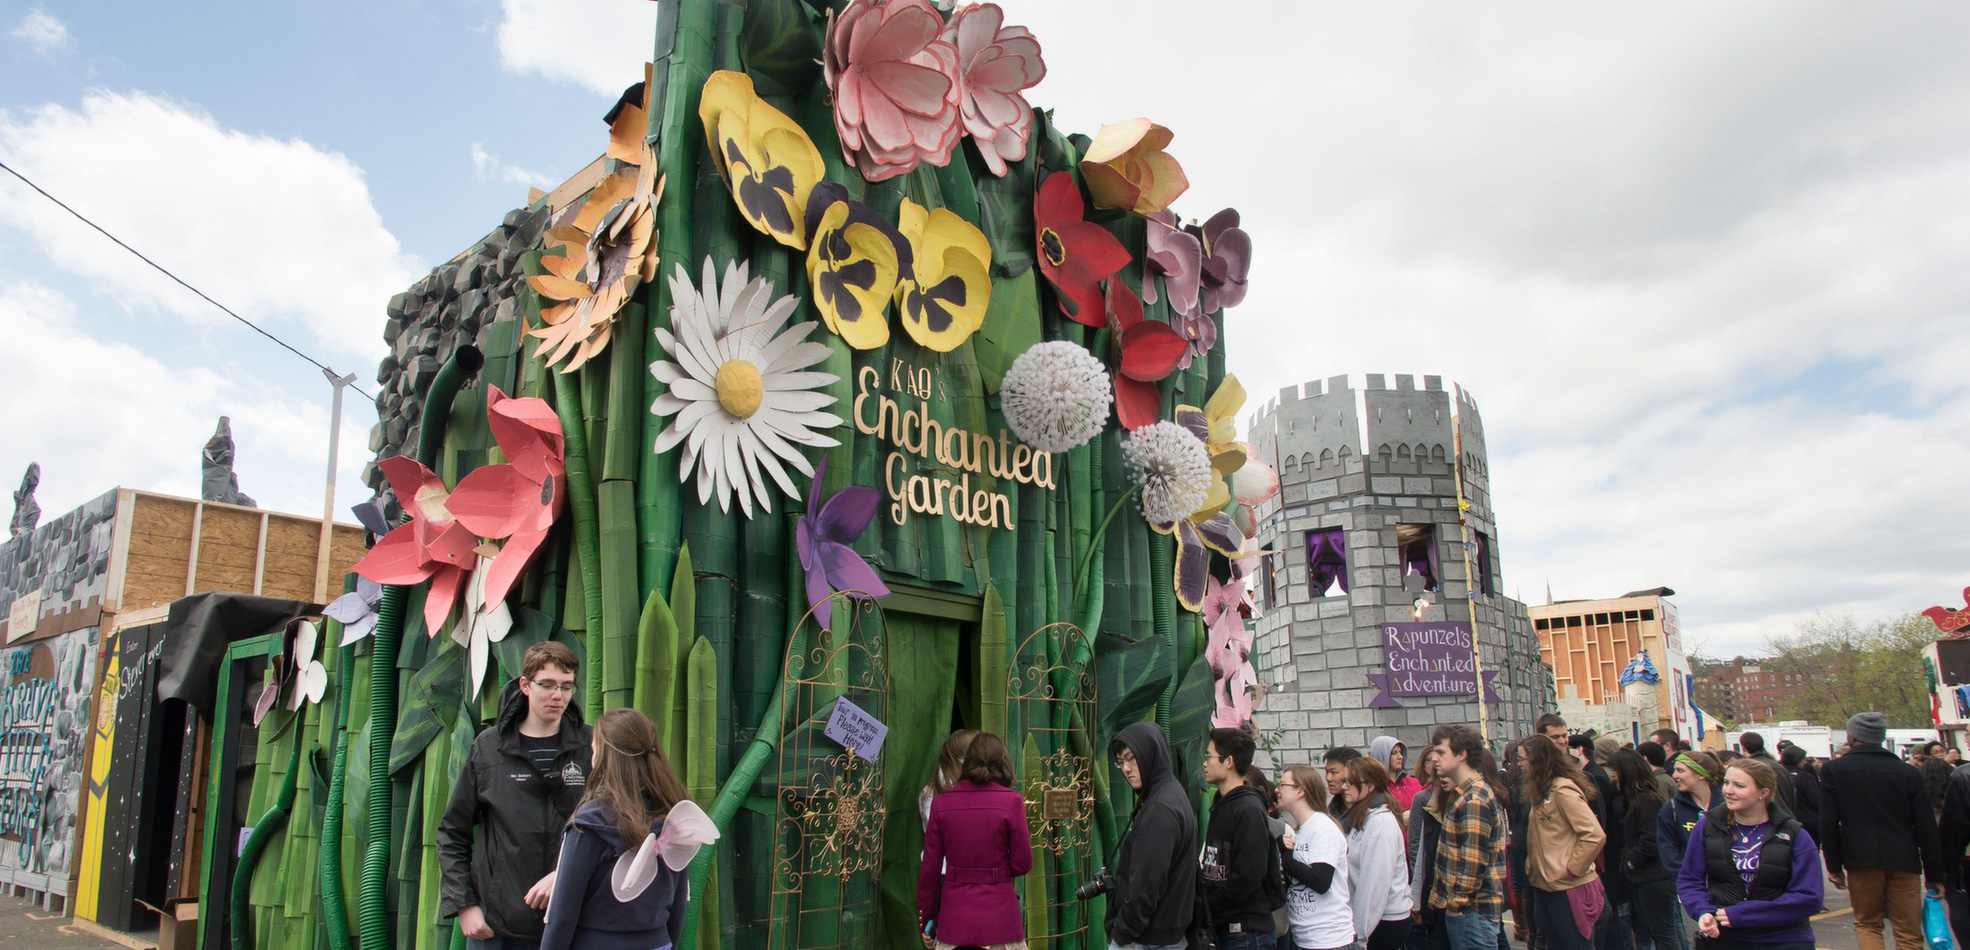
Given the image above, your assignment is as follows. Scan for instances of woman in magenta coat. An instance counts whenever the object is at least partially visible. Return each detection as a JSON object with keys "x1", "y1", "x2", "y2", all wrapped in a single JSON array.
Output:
[{"x1": 918, "y1": 731, "x2": 1034, "y2": 949}]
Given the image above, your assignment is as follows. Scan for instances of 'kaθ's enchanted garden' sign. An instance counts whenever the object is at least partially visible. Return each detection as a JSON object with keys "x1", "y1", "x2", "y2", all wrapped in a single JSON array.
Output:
[
  {"x1": 853, "y1": 361, "x2": 1055, "y2": 529},
  {"x1": 1366, "y1": 621, "x2": 1501, "y2": 708}
]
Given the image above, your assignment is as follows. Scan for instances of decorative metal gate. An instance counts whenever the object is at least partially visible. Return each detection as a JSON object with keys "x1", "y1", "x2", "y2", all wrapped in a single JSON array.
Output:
[
  {"x1": 1009, "y1": 621, "x2": 1098, "y2": 950},
  {"x1": 769, "y1": 592, "x2": 890, "y2": 950}
]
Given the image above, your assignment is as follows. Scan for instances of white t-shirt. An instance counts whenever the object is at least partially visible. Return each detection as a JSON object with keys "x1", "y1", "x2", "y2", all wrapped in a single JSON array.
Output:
[{"x1": 1289, "y1": 813, "x2": 1353, "y2": 950}]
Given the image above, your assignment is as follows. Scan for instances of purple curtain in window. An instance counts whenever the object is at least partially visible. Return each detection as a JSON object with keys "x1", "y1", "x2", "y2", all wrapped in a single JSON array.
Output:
[
  {"x1": 1306, "y1": 528, "x2": 1348, "y2": 596},
  {"x1": 1401, "y1": 535, "x2": 1439, "y2": 591}
]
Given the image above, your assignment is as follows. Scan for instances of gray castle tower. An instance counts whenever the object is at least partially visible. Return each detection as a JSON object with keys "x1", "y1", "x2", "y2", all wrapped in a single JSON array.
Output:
[{"x1": 1247, "y1": 374, "x2": 1550, "y2": 759}]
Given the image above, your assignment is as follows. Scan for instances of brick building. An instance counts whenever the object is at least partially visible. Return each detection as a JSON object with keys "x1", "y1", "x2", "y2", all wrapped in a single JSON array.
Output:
[{"x1": 1691, "y1": 657, "x2": 1815, "y2": 724}]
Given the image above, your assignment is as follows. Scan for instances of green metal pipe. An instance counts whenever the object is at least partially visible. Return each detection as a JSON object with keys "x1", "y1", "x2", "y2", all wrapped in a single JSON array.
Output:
[
  {"x1": 318, "y1": 569, "x2": 357, "y2": 950},
  {"x1": 360, "y1": 345, "x2": 482, "y2": 950},
  {"x1": 549, "y1": 368, "x2": 607, "y2": 719}
]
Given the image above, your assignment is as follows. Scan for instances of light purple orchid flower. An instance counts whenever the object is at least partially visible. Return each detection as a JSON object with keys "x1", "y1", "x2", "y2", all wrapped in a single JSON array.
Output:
[
  {"x1": 1192, "y1": 208, "x2": 1251, "y2": 315},
  {"x1": 324, "y1": 575, "x2": 384, "y2": 645},
  {"x1": 796, "y1": 453, "x2": 891, "y2": 631},
  {"x1": 1143, "y1": 210, "x2": 1203, "y2": 315}
]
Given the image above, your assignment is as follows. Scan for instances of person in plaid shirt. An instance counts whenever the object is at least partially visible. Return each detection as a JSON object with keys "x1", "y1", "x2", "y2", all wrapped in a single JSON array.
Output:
[{"x1": 1427, "y1": 724, "x2": 1508, "y2": 950}]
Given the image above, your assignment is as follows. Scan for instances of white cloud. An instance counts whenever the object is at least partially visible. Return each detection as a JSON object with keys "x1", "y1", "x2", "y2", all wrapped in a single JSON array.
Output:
[
  {"x1": 0, "y1": 282, "x2": 376, "y2": 522},
  {"x1": 471, "y1": 143, "x2": 555, "y2": 190},
  {"x1": 998, "y1": 2, "x2": 1970, "y2": 656},
  {"x1": 495, "y1": 0, "x2": 656, "y2": 97},
  {"x1": 0, "y1": 91, "x2": 422, "y2": 363},
  {"x1": 456, "y1": 0, "x2": 1970, "y2": 656},
  {"x1": 8, "y1": 8, "x2": 70, "y2": 56}
]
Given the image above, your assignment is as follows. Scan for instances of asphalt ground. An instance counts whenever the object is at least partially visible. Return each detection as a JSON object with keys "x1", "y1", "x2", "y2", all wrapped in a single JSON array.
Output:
[{"x1": 0, "y1": 868, "x2": 1906, "y2": 950}]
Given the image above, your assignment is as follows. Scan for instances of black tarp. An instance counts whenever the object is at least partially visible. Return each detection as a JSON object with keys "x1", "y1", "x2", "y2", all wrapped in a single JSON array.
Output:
[{"x1": 157, "y1": 592, "x2": 319, "y2": 714}]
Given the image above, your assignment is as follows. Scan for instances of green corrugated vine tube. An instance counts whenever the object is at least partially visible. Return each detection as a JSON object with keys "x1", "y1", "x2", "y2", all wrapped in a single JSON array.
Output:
[
  {"x1": 358, "y1": 346, "x2": 483, "y2": 950},
  {"x1": 230, "y1": 716, "x2": 304, "y2": 950}
]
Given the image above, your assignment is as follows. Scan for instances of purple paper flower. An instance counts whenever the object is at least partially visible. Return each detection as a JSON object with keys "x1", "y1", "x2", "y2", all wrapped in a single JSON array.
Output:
[
  {"x1": 1191, "y1": 208, "x2": 1251, "y2": 315},
  {"x1": 796, "y1": 454, "x2": 891, "y2": 630},
  {"x1": 324, "y1": 575, "x2": 384, "y2": 645},
  {"x1": 1143, "y1": 210, "x2": 1203, "y2": 314}
]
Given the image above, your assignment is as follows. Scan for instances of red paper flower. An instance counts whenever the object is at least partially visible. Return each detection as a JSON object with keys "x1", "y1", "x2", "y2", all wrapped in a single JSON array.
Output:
[
  {"x1": 824, "y1": 0, "x2": 963, "y2": 182},
  {"x1": 444, "y1": 386, "x2": 567, "y2": 610},
  {"x1": 353, "y1": 455, "x2": 480, "y2": 636},
  {"x1": 1105, "y1": 280, "x2": 1187, "y2": 430},
  {"x1": 941, "y1": 3, "x2": 1045, "y2": 176},
  {"x1": 1035, "y1": 171, "x2": 1131, "y2": 326}
]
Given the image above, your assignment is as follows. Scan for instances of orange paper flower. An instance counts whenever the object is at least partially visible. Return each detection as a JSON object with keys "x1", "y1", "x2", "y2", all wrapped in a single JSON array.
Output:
[{"x1": 1081, "y1": 118, "x2": 1189, "y2": 215}]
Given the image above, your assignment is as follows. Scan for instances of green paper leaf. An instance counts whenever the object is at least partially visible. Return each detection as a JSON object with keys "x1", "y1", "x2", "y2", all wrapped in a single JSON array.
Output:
[
  {"x1": 389, "y1": 642, "x2": 466, "y2": 775},
  {"x1": 973, "y1": 269, "x2": 1043, "y2": 394},
  {"x1": 1095, "y1": 632, "x2": 1172, "y2": 733},
  {"x1": 1167, "y1": 655, "x2": 1218, "y2": 809},
  {"x1": 740, "y1": 0, "x2": 821, "y2": 97}
]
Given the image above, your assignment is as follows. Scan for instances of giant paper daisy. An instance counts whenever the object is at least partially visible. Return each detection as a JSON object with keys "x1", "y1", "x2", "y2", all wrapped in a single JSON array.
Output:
[{"x1": 649, "y1": 259, "x2": 844, "y2": 517}]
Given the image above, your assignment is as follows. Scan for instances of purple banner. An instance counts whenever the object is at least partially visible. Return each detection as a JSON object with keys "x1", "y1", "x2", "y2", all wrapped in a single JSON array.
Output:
[{"x1": 1366, "y1": 621, "x2": 1500, "y2": 708}]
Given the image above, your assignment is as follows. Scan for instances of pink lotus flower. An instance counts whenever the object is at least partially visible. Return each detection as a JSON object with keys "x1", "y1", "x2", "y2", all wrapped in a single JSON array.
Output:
[
  {"x1": 940, "y1": 3, "x2": 1045, "y2": 176},
  {"x1": 444, "y1": 386, "x2": 566, "y2": 610},
  {"x1": 353, "y1": 455, "x2": 480, "y2": 637},
  {"x1": 824, "y1": 0, "x2": 964, "y2": 182}
]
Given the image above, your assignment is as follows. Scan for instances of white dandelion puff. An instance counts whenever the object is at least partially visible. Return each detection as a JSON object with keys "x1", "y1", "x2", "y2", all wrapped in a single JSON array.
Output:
[
  {"x1": 1001, "y1": 341, "x2": 1112, "y2": 453},
  {"x1": 649, "y1": 258, "x2": 844, "y2": 517},
  {"x1": 1122, "y1": 420, "x2": 1212, "y2": 525}
]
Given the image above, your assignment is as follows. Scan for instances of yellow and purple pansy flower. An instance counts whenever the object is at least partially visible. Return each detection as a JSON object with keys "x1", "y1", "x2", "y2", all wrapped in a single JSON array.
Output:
[
  {"x1": 803, "y1": 181, "x2": 912, "y2": 350},
  {"x1": 893, "y1": 198, "x2": 991, "y2": 352},
  {"x1": 699, "y1": 70, "x2": 826, "y2": 250}
]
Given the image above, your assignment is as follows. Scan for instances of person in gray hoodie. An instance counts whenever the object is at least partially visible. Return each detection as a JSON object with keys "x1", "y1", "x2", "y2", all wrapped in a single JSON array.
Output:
[{"x1": 1107, "y1": 722, "x2": 1199, "y2": 950}]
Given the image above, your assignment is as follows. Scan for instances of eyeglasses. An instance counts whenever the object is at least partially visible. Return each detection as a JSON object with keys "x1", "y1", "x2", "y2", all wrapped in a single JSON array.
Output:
[
  {"x1": 527, "y1": 679, "x2": 577, "y2": 695},
  {"x1": 1205, "y1": 752, "x2": 1225, "y2": 762},
  {"x1": 1277, "y1": 781, "x2": 1299, "y2": 790}
]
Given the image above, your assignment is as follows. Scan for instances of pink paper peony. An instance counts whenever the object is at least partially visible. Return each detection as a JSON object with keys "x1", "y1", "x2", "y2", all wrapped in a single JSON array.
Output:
[
  {"x1": 940, "y1": 3, "x2": 1045, "y2": 176},
  {"x1": 824, "y1": 0, "x2": 964, "y2": 182}
]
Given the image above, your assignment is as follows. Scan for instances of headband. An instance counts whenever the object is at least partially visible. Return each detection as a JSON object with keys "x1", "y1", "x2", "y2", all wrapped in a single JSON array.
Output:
[
  {"x1": 1674, "y1": 753, "x2": 1714, "y2": 783},
  {"x1": 603, "y1": 738, "x2": 652, "y2": 758}
]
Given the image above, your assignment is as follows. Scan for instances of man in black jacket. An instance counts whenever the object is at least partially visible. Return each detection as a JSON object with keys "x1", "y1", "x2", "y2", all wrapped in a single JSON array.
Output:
[
  {"x1": 1201, "y1": 727, "x2": 1279, "y2": 950},
  {"x1": 1780, "y1": 744, "x2": 1823, "y2": 840},
  {"x1": 437, "y1": 642, "x2": 593, "y2": 950},
  {"x1": 1107, "y1": 722, "x2": 1198, "y2": 950},
  {"x1": 1822, "y1": 712, "x2": 1945, "y2": 950},
  {"x1": 1936, "y1": 764, "x2": 1970, "y2": 949},
  {"x1": 1737, "y1": 732, "x2": 1797, "y2": 815}
]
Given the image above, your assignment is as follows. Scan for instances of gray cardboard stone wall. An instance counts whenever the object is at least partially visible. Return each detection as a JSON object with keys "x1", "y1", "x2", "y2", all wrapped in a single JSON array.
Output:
[
  {"x1": 1249, "y1": 373, "x2": 1553, "y2": 760},
  {"x1": 363, "y1": 206, "x2": 549, "y2": 515}
]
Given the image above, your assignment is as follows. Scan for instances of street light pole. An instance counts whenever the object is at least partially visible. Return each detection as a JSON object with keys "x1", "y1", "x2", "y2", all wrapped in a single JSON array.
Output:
[{"x1": 314, "y1": 367, "x2": 358, "y2": 602}]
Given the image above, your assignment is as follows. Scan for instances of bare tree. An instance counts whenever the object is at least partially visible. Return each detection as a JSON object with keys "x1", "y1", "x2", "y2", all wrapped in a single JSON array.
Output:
[{"x1": 1765, "y1": 611, "x2": 1933, "y2": 727}]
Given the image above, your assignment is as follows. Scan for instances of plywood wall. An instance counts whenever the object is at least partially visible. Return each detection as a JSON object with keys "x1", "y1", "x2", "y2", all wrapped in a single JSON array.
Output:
[{"x1": 118, "y1": 493, "x2": 365, "y2": 611}]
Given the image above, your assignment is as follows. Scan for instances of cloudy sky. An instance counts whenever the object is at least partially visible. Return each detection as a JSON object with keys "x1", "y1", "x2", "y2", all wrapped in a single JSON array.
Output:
[{"x1": 2, "y1": 1, "x2": 1965, "y2": 656}]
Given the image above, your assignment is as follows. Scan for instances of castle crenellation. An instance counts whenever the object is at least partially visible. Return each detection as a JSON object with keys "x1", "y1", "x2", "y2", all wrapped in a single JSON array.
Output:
[{"x1": 1247, "y1": 372, "x2": 1551, "y2": 760}]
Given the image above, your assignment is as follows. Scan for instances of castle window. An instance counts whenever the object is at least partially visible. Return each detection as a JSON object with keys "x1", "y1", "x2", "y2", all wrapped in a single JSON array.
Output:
[
  {"x1": 1318, "y1": 449, "x2": 1333, "y2": 469},
  {"x1": 1473, "y1": 530, "x2": 1495, "y2": 595},
  {"x1": 1261, "y1": 554, "x2": 1277, "y2": 609},
  {"x1": 1396, "y1": 523, "x2": 1439, "y2": 591},
  {"x1": 1283, "y1": 455, "x2": 1300, "y2": 475},
  {"x1": 1307, "y1": 527, "x2": 1349, "y2": 597}
]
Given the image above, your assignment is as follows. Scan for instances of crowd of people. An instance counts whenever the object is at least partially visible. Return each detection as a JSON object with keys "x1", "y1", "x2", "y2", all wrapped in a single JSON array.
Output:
[
  {"x1": 418, "y1": 643, "x2": 1968, "y2": 950},
  {"x1": 1063, "y1": 710, "x2": 1965, "y2": 950}
]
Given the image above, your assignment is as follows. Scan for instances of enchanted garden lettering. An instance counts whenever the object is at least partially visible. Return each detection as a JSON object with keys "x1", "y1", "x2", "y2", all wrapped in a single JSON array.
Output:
[{"x1": 853, "y1": 362, "x2": 1055, "y2": 528}]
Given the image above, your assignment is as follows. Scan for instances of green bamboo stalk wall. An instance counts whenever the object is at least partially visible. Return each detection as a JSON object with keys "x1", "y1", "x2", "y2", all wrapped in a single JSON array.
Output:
[{"x1": 224, "y1": 3, "x2": 1244, "y2": 950}]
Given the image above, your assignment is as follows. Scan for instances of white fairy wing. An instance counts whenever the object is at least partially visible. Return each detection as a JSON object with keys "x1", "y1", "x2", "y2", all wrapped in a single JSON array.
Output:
[
  {"x1": 611, "y1": 833, "x2": 662, "y2": 902},
  {"x1": 655, "y1": 800, "x2": 720, "y2": 871}
]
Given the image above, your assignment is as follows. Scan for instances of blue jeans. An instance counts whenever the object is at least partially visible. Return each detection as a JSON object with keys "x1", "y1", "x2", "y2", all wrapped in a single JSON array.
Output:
[
  {"x1": 1220, "y1": 932, "x2": 1278, "y2": 950},
  {"x1": 1444, "y1": 910, "x2": 1502, "y2": 950}
]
